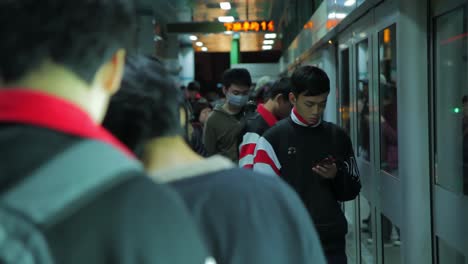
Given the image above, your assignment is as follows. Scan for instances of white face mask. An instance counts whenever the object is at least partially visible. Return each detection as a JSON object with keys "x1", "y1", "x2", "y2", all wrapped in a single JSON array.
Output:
[{"x1": 227, "y1": 93, "x2": 249, "y2": 107}]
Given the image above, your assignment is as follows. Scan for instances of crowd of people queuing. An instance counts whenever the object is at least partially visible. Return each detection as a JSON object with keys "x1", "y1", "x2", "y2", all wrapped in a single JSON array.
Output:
[{"x1": 0, "y1": 1, "x2": 360, "y2": 263}]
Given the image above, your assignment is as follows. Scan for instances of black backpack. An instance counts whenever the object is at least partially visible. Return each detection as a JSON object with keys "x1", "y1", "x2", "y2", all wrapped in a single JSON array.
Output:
[{"x1": 0, "y1": 140, "x2": 141, "y2": 263}]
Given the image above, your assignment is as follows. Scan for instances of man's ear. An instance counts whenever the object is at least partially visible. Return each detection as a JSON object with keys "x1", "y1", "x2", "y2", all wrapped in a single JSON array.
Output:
[
  {"x1": 98, "y1": 49, "x2": 126, "y2": 95},
  {"x1": 289, "y1": 92, "x2": 297, "y2": 106}
]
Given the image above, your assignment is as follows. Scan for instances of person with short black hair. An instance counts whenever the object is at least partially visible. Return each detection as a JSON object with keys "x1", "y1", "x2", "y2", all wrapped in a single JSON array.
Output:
[
  {"x1": 252, "y1": 65, "x2": 361, "y2": 264},
  {"x1": 103, "y1": 55, "x2": 327, "y2": 264},
  {"x1": 204, "y1": 68, "x2": 252, "y2": 162},
  {"x1": 190, "y1": 99, "x2": 213, "y2": 156},
  {"x1": 239, "y1": 77, "x2": 293, "y2": 168},
  {"x1": 0, "y1": 1, "x2": 211, "y2": 263}
]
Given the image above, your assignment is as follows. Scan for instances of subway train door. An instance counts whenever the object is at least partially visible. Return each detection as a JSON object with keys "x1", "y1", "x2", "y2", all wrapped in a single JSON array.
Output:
[
  {"x1": 431, "y1": 0, "x2": 468, "y2": 263},
  {"x1": 338, "y1": 10, "x2": 375, "y2": 264},
  {"x1": 338, "y1": 1, "x2": 402, "y2": 263}
]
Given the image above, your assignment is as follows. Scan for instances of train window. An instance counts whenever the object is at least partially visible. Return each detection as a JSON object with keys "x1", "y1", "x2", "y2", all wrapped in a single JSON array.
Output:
[
  {"x1": 340, "y1": 49, "x2": 351, "y2": 134},
  {"x1": 356, "y1": 39, "x2": 371, "y2": 161},
  {"x1": 378, "y1": 24, "x2": 399, "y2": 176},
  {"x1": 434, "y1": 6, "x2": 467, "y2": 194},
  {"x1": 357, "y1": 0, "x2": 366, "y2": 6}
]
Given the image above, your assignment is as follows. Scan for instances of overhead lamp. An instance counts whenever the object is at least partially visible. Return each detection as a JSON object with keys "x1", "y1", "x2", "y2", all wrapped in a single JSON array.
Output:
[
  {"x1": 201, "y1": 47, "x2": 208, "y2": 52},
  {"x1": 262, "y1": 45, "x2": 273, "y2": 50},
  {"x1": 195, "y1": 41, "x2": 203, "y2": 47},
  {"x1": 224, "y1": 31, "x2": 233, "y2": 35},
  {"x1": 336, "y1": 13, "x2": 347, "y2": 19},
  {"x1": 263, "y1": 40, "x2": 274, "y2": 45},
  {"x1": 220, "y1": 2, "x2": 231, "y2": 10},
  {"x1": 264, "y1": 33, "x2": 277, "y2": 39},
  {"x1": 218, "y1": 16, "x2": 235, "y2": 23},
  {"x1": 189, "y1": 35, "x2": 198, "y2": 41},
  {"x1": 344, "y1": 0, "x2": 356, "y2": 6}
]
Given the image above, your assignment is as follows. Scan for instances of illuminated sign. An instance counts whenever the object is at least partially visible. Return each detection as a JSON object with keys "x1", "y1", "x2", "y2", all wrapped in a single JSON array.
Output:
[{"x1": 223, "y1": 20, "x2": 275, "y2": 32}]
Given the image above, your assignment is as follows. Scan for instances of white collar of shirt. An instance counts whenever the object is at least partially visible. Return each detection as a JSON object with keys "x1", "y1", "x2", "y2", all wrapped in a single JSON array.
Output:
[{"x1": 290, "y1": 110, "x2": 322, "y2": 128}]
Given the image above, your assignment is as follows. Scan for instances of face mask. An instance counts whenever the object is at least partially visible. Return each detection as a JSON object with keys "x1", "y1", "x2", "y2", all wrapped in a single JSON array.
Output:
[{"x1": 227, "y1": 93, "x2": 249, "y2": 107}]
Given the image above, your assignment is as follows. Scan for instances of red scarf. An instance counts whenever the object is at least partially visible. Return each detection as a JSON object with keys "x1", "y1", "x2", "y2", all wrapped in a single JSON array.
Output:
[{"x1": 0, "y1": 88, "x2": 134, "y2": 158}]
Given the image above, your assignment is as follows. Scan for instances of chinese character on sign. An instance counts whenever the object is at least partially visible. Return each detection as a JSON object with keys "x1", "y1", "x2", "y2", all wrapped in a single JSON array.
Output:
[
  {"x1": 233, "y1": 22, "x2": 242, "y2": 31},
  {"x1": 223, "y1": 20, "x2": 275, "y2": 32}
]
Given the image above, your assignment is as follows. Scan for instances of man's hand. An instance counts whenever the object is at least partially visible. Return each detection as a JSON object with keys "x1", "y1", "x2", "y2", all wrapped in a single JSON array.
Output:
[{"x1": 312, "y1": 163, "x2": 338, "y2": 179}]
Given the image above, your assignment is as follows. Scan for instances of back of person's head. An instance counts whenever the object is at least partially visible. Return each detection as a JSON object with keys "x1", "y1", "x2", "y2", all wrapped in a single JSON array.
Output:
[
  {"x1": 0, "y1": 0, "x2": 136, "y2": 84},
  {"x1": 291, "y1": 66, "x2": 330, "y2": 96},
  {"x1": 103, "y1": 55, "x2": 181, "y2": 156},
  {"x1": 265, "y1": 77, "x2": 293, "y2": 101},
  {"x1": 187, "y1": 81, "x2": 201, "y2": 92},
  {"x1": 222, "y1": 68, "x2": 252, "y2": 89},
  {"x1": 193, "y1": 98, "x2": 212, "y2": 123}
]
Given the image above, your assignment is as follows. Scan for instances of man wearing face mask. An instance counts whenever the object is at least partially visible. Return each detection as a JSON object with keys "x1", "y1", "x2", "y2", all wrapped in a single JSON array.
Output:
[{"x1": 204, "y1": 68, "x2": 251, "y2": 162}]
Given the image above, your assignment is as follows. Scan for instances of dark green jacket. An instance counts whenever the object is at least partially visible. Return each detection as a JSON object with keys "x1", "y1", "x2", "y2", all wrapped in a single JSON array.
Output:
[{"x1": 203, "y1": 105, "x2": 244, "y2": 162}]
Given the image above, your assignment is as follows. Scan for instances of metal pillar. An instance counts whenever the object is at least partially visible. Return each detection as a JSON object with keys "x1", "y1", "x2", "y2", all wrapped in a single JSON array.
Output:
[{"x1": 397, "y1": 0, "x2": 432, "y2": 263}]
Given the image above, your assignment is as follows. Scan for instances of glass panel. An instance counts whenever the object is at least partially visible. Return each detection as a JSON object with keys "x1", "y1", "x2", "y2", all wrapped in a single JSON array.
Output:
[
  {"x1": 378, "y1": 24, "x2": 399, "y2": 176},
  {"x1": 437, "y1": 237, "x2": 466, "y2": 264},
  {"x1": 344, "y1": 201, "x2": 357, "y2": 264},
  {"x1": 434, "y1": 7, "x2": 468, "y2": 194},
  {"x1": 356, "y1": 39, "x2": 371, "y2": 161},
  {"x1": 381, "y1": 215, "x2": 401, "y2": 264},
  {"x1": 357, "y1": 0, "x2": 366, "y2": 6},
  {"x1": 340, "y1": 49, "x2": 351, "y2": 133},
  {"x1": 359, "y1": 195, "x2": 374, "y2": 264}
]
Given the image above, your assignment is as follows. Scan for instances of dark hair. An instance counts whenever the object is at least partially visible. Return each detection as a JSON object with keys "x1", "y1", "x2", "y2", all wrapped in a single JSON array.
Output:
[
  {"x1": 265, "y1": 77, "x2": 293, "y2": 101},
  {"x1": 291, "y1": 66, "x2": 330, "y2": 96},
  {"x1": 187, "y1": 81, "x2": 201, "y2": 92},
  {"x1": 0, "y1": 0, "x2": 136, "y2": 84},
  {"x1": 222, "y1": 68, "x2": 252, "y2": 88},
  {"x1": 103, "y1": 55, "x2": 181, "y2": 156}
]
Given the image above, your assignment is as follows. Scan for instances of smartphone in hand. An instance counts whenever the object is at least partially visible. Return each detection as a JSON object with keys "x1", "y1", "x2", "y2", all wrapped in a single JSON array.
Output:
[{"x1": 313, "y1": 156, "x2": 336, "y2": 167}]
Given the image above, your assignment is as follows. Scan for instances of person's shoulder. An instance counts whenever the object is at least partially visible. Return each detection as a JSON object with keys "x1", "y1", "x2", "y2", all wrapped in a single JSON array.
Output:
[
  {"x1": 262, "y1": 117, "x2": 291, "y2": 139},
  {"x1": 322, "y1": 121, "x2": 349, "y2": 138},
  {"x1": 47, "y1": 173, "x2": 210, "y2": 263},
  {"x1": 208, "y1": 168, "x2": 297, "y2": 198}
]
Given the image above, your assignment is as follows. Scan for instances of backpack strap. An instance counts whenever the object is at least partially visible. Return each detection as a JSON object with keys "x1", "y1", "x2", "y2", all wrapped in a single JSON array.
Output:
[{"x1": 1, "y1": 140, "x2": 142, "y2": 227}]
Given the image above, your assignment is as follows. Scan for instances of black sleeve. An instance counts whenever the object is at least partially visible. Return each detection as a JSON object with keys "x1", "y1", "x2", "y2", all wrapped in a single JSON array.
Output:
[{"x1": 331, "y1": 133, "x2": 361, "y2": 201}]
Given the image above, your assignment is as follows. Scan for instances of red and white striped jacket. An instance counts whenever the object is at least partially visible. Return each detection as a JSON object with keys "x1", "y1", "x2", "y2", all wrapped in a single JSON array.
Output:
[{"x1": 238, "y1": 104, "x2": 278, "y2": 168}]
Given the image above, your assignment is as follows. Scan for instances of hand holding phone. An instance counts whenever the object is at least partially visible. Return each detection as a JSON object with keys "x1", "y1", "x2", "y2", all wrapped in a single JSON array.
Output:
[{"x1": 312, "y1": 156, "x2": 337, "y2": 179}]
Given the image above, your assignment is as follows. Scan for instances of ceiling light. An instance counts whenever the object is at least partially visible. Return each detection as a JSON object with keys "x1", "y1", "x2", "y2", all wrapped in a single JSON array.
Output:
[
  {"x1": 220, "y1": 2, "x2": 231, "y2": 10},
  {"x1": 218, "y1": 16, "x2": 235, "y2": 23},
  {"x1": 344, "y1": 0, "x2": 356, "y2": 6},
  {"x1": 263, "y1": 40, "x2": 274, "y2": 45},
  {"x1": 359, "y1": 32, "x2": 367, "y2": 38},
  {"x1": 262, "y1": 45, "x2": 273, "y2": 50},
  {"x1": 201, "y1": 47, "x2": 208, "y2": 52},
  {"x1": 328, "y1": 12, "x2": 336, "y2": 19},
  {"x1": 264, "y1": 33, "x2": 277, "y2": 39},
  {"x1": 224, "y1": 31, "x2": 233, "y2": 35},
  {"x1": 189, "y1": 35, "x2": 198, "y2": 41},
  {"x1": 195, "y1": 41, "x2": 203, "y2": 47},
  {"x1": 336, "y1": 13, "x2": 347, "y2": 19}
]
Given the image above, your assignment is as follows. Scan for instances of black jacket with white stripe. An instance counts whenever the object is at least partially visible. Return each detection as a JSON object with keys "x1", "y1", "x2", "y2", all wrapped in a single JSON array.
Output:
[{"x1": 252, "y1": 114, "x2": 361, "y2": 254}]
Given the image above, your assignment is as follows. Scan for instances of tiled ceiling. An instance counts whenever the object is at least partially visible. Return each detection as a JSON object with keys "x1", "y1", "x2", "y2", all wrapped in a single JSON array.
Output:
[{"x1": 142, "y1": 0, "x2": 285, "y2": 52}]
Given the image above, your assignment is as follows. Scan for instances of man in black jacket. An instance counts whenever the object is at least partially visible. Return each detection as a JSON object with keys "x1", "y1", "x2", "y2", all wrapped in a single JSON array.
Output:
[
  {"x1": 0, "y1": 1, "x2": 211, "y2": 263},
  {"x1": 252, "y1": 66, "x2": 361, "y2": 264}
]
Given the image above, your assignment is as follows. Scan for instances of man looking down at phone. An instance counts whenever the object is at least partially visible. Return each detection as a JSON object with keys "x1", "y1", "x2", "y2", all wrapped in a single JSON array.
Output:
[{"x1": 252, "y1": 65, "x2": 361, "y2": 264}]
